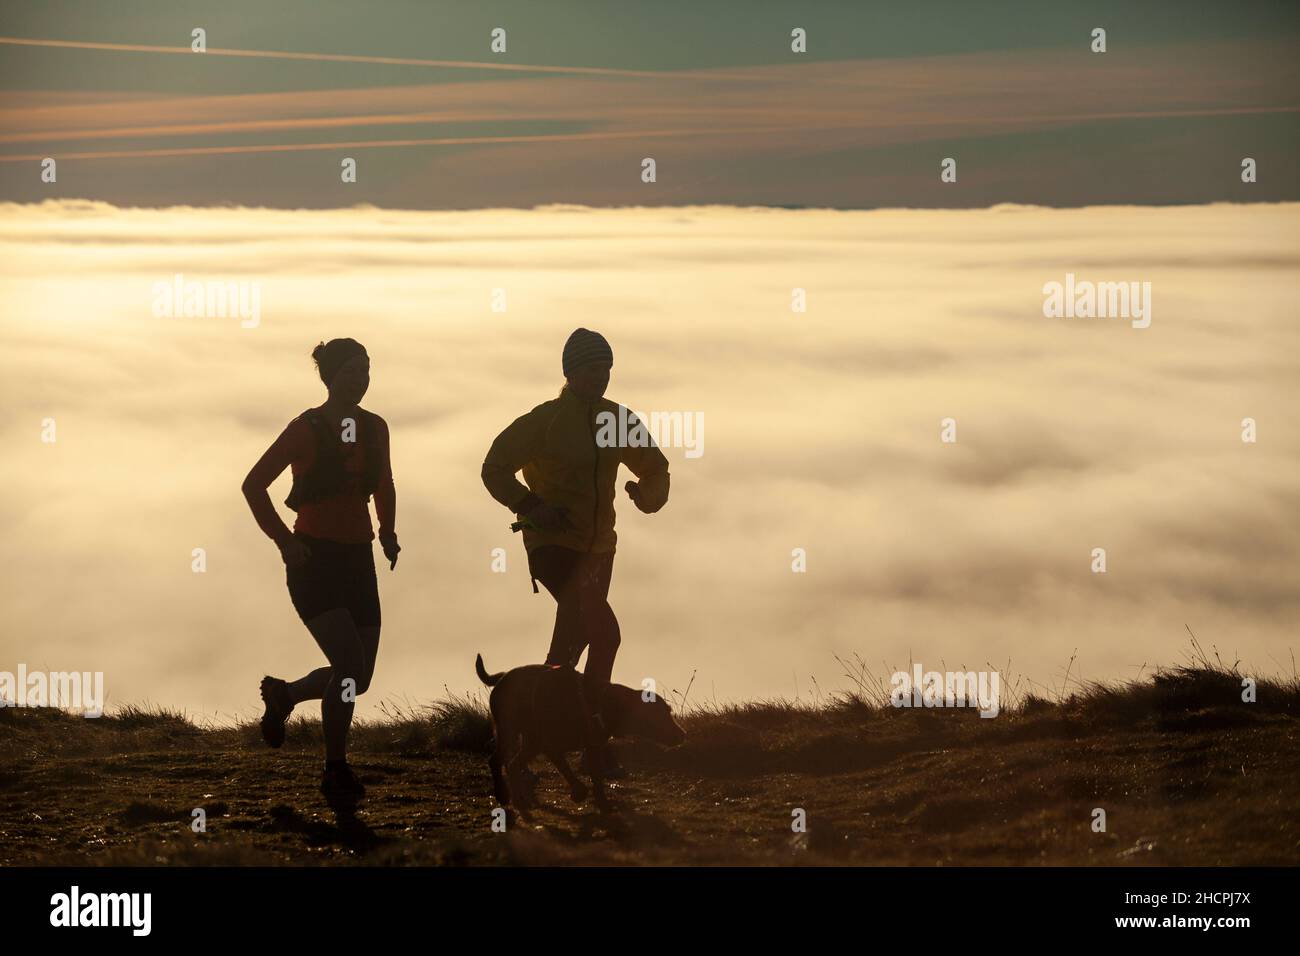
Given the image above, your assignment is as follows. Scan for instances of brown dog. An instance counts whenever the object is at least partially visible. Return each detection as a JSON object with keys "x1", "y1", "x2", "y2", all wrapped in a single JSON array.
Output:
[{"x1": 475, "y1": 654, "x2": 686, "y2": 813}]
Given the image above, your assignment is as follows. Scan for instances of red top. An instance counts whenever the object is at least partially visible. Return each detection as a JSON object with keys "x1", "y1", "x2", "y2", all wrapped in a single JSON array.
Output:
[{"x1": 246, "y1": 409, "x2": 395, "y2": 546}]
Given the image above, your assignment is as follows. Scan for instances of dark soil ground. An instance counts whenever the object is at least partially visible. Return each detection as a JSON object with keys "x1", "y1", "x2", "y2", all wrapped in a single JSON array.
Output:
[{"x1": 2, "y1": 664, "x2": 1297, "y2": 865}]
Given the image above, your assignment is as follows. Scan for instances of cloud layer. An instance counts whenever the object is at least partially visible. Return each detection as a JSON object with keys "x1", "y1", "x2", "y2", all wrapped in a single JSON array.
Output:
[{"x1": 0, "y1": 200, "x2": 1296, "y2": 721}]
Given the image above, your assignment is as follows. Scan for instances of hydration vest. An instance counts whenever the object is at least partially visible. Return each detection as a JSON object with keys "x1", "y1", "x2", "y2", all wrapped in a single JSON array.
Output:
[{"x1": 283, "y1": 408, "x2": 383, "y2": 512}]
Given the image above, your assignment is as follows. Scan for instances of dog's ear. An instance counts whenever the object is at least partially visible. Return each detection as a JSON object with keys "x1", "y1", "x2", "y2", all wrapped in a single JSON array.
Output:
[
  {"x1": 601, "y1": 684, "x2": 641, "y2": 731},
  {"x1": 609, "y1": 684, "x2": 641, "y2": 713},
  {"x1": 606, "y1": 683, "x2": 639, "y2": 705}
]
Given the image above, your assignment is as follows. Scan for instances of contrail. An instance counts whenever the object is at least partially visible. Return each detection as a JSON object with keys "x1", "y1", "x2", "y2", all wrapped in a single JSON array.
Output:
[
  {"x1": 2, "y1": 105, "x2": 1293, "y2": 160},
  {"x1": 0, "y1": 113, "x2": 569, "y2": 144},
  {"x1": 0, "y1": 126, "x2": 806, "y2": 162},
  {"x1": 0, "y1": 36, "x2": 767, "y2": 81}
]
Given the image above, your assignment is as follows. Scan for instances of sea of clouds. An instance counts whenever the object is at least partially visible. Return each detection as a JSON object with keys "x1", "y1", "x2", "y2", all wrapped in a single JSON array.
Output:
[{"x1": 1, "y1": 200, "x2": 1296, "y2": 721}]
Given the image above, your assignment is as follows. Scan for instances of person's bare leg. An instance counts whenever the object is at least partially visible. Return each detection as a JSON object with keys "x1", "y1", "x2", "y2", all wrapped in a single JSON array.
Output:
[
  {"x1": 581, "y1": 600, "x2": 621, "y2": 705},
  {"x1": 287, "y1": 625, "x2": 376, "y2": 703},
  {"x1": 579, "y1": 553, "x2": 619, "y2": 708},
  {"x1": 543, "y1": 584, "x2": 583, "y2": 668},
  {"x1": 286, "y1": 667, "x2": 331, "y2": 703},
  {"x1": 302, "y1": 608, "x2": 366, "y2": 762},
  {"x1": 577, "y1": 554, "x2": 621, "y2": 777},
  {"x1": 356, "y1": 625, "x2": 380, "y2": 695}
]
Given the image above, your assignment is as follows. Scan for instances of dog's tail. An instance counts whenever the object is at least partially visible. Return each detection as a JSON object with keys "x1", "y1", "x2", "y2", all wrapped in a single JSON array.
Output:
[{"x1": 475, "y1": 653, "x2": 504, "y2": 687}]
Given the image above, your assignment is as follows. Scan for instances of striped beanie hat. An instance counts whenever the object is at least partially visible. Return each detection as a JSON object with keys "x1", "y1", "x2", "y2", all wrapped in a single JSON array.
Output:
[{"x1": 562, "y1": 328, "x2": 613, "y2": 377}]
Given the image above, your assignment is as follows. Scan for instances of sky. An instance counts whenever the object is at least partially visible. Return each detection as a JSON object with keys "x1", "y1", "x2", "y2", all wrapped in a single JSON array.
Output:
[
  {"x1": 0, "y1": 2, "x2": 1297, "y2": 721},
  {"x1": 1, "y1": 200, "x2": 1297, "y2": 722},
  {"x1": 0, "y1": 0, "x2": 1297, "y2": 208}
]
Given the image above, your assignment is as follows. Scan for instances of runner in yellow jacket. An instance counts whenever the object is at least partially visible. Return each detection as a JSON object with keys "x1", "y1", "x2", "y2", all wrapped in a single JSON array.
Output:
[{"x1": 481, "y1": 329, "x2": 670, "y2": 767}]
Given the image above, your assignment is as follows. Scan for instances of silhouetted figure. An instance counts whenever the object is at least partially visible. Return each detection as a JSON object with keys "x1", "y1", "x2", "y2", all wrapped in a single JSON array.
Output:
[
  {"x1": 241, "y1": 338, "x2": 399, "y2": 804},
  {"x1": 481, "y1": 329, "x2": 669, "y2": 775}
]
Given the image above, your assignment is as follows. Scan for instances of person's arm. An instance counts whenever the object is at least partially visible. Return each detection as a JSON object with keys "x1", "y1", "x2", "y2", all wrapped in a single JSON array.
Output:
[
  {"x1": 373, "y1": 416, "x2": 400, "y2": 569},
  {"x1": 620, "y1": 412, "x2": 670, "y2": 513},
  {"x1": 241, "y1": 422, "x2": 306, "y2": 547},
  {"x1": 373, "y1": 416, "x2": 395, "y2": 536},
  {"x1": 481, "y1": 406, "x2": 546, "y2": 514}
]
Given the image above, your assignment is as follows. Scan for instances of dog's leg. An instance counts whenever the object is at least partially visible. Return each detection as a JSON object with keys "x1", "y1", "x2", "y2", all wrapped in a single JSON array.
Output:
[
  {"x1": 505, "y1": 739, "x2": 538, "y2": 810},
  {"x1": 487, "y1": 707, "x2": 515, "y2": 809},
  {"x1": 489, "y1": 745, "x2": 509, "y2": 807},
  {"x1": 545, "y1": 751, "x2": 589, "y2": 804},
  {"x1": 579, "y1": 730, "x2": 612, "y2": 812},
  {"x1": 588, "y1": 764, "x2": 610, "y2": 812},
  {"x1": 572, "y1": 688, "x2": 613, "y2": 812}
]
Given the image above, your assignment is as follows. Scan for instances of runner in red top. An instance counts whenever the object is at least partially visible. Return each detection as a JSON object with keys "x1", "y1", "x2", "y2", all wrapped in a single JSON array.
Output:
[
  {"x1": 269, "y1": 407, "x2": 394, "y2": 545},
  {"x1": 241, "y1": 338, "x2": 400, "y2": 805}
]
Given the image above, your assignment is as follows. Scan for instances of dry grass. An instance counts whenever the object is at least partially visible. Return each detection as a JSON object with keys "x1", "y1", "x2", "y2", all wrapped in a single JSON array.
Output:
[{"x1": 1, "y1": 651, "x2": 1296, "y2": 866}]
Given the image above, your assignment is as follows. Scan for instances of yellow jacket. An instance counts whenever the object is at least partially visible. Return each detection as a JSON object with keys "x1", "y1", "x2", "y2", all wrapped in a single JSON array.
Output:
[{"x1": 482, "y1": 386, "x2": 670, "y2": 553}]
